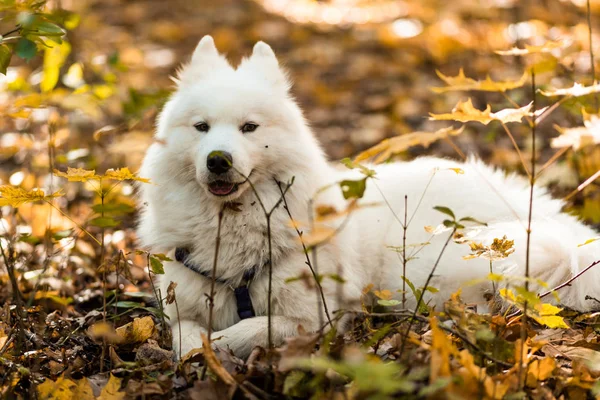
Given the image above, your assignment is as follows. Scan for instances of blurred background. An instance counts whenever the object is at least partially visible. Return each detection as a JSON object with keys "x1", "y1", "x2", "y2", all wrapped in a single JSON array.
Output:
[{"x1": 2, "y1": 1, "x2": 600, "y2": 394}]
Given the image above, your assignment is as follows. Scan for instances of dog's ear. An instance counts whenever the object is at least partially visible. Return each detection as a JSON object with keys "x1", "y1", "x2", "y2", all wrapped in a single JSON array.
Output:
[
  {"x1": 177, "y1": 35, "x2": 232, "y2": 83},
  {"x1": 239, "y1": 41, "x2": 290, "y2": 91}
]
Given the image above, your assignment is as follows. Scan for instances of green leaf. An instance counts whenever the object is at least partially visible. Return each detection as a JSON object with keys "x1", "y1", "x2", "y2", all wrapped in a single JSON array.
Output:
[
  {"x1": 459, "y1": 216, "x2": 488, "y2": 226},
  {"x1": 433, "y1": 206, "x2": 455, "y2": 219},
  {"x1": 378, "y1": 299, "x2": 401, "y2": 307},
  {"x1": 152, "y1": 253, "x2": 173, "y2": 262},
  {"x1": 149, "y1": 256, "x2": 165, "y2": 275},
  {"x1": 36, "y1": 21, "x2": 65, "y2": 37},
  {"x1": 114, "y1": 301, "x2": 142, "y2": 309},
  {"x1": 89, "y1": 216, "x2": 120, "y2": 228},
  {"x1": 0, "y1": 44, "x2": 12, "y2": 75},
  {"x1": 340, "y1": 177, "x2": 367, "y2": 199},
  {"x1": 326, "y1": 273, "x2": 346, "y2": 283},
  {"x1": 15, "y1": 38, "x2": 36, "y2": 61},
  {"x1": 340, "y1": 158, "x2": 376, "y2": 177}
]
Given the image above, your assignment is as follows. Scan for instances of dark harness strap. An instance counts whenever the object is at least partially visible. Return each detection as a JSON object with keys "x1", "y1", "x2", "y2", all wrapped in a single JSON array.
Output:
[{"x1": 174, "y1": 247, "x2": 258, "y2": 320}]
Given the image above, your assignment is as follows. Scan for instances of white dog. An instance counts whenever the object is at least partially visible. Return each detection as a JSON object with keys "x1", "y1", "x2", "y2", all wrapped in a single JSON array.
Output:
[{"x1": 137, "y1": 36, "x2": 600, "y2": 358}]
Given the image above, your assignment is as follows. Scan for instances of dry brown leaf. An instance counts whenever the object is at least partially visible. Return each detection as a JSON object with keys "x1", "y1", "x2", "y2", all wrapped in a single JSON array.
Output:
[
  {"x1": 200, "y1": 333, "x2": 237, "y2": 386},
  {"x1": 115, "y1": 316, "x2": 156, "y2": 344},
  {"x1": 429, "y1": 99, "x2": 533, "y2": 125},
  {"x1": 432, "y1": 69, "x2": 527, "y2": 93},
  {"x1": 355, "y1": 127, "x2": 464, "y2": 163}
]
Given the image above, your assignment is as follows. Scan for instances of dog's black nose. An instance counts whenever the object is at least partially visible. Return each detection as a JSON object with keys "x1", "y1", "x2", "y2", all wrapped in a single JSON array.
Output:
[{"x1": 207, "y1": 151, "x2": 233, "y2": 174}]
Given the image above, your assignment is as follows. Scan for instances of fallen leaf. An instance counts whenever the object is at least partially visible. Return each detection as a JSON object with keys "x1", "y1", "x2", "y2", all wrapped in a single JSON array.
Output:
[{"x1": 432, "y1": 69, "x2": 527, "y2": 93}]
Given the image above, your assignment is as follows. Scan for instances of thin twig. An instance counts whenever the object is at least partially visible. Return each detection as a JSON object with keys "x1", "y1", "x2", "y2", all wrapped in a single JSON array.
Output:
[
  {"x1": 402, "y1": 195, "x2": 408, "y2": 309},
  {"x1": 277, "y1": 181, "x2": 333, "y2": 328},
  {"x1": 535, "y1": 147, "x2": 570, "y2": 179},
  {"x1": 399, "y1": 228, "x2": 456, "y2": 356},
  {"x1": 500, "y1": 121, "x2": 531, "y2": 179},
  {"x1": 538, "y1": 259, "x2": 600, "y2": 299},
  {"x1": 519, "y1": 69, "x2": 537, "y2": 390},
  {"x1": 206, "y1": 207, "x2": 224, "y2": 342}
]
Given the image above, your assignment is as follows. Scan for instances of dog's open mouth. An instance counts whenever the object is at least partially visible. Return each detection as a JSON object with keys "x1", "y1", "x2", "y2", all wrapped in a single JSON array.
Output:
[{"x1": 208, "y1": 180, "x2": 240, "y2": 196}]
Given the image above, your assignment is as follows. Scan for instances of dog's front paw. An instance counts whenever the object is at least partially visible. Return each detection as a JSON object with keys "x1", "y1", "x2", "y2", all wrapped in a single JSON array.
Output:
[{"x1": 172, "y1": 320, "x2": 207, "y2": 359}]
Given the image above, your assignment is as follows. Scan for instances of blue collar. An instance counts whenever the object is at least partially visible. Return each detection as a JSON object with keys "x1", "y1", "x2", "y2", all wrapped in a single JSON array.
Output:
[{"x1": 174, "y1": 247, "x2": 257, "y2": 320}]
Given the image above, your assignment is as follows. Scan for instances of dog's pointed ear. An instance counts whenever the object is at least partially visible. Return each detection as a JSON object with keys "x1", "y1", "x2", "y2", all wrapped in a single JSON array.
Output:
[
  {"x1": 239, "y1": 41, "x2": 290, "y2": 90},
  {"x1": 178, "y1": 35, "x2": 232, "y2": 83},
  {"x1": 191, "y1": 35, "x2": 220, "y2": 64}
]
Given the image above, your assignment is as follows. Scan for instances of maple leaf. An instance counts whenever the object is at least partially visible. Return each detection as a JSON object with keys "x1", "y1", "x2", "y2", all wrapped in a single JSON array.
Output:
[
  {"x1": 429, "y1": 99, "x2": 533, "y2": 125},
  {"x1": 539, "y1": 82, "x2": 600, "y2": 97},
  {"x1": 0, "y1": 186, "x2": 63, "y2": 207},
  {"x1": 103, "y1": 167, "x2": 151, "y2": 183},
  {"x1": 432, "y1": 69, "x2": 528, "y2": 93},
  {"x1": 531, "y1": 303, "x2": 569, "y2": 329},
  {"x1": 463, "y1": 235, "x2": 515, "y2": 261},
  {"x1": 355, "y1": 127, "x2": 464, "y2": 163},
  {"x1": 99, "y1": 374, "x2": 125, "y2": 400},
  {"x1": 495, "y1": 40, "x2": 567, "y2": 56},
  {"x1": 552, "y1": 111, "x2": 600, "y2": 150},
  {"x1": 37, "y1": 375, "x2": 94, "y2": 400},
  {"x1": 54, "y1": 167, "x2": 101, "y2": 182}
]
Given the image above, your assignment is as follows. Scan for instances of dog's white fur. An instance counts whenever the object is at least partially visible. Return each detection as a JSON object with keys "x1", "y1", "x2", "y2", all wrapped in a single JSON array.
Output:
[{"x1": 138, "y1": 36, "x2": 600, "y2": 358}]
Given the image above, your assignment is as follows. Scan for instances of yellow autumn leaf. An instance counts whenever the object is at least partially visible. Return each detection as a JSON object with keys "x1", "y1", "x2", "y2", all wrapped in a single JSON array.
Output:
[
  {"x1": 429, "y1": 317, "x2": 457, "y2": 382},
  {"x1": 552, "y1": 112, "x2": 600, "y2": 150},
  {"x1": 526, "y1": 357, "x2": 556, "y2": 387},
  {"x1": 429, "y1": 98, "x2": 533, "y2": 125},
  {"x1": 115, "y1": 316, "x2": 156, "y2": 344},
  {"x1": 54, "y1": 167, "x2": 101, "y2": 182},
  {"x1": 578, "y1": 237, "x2": 600, "y2": 247},
  {"x1": 532, "y1": 303, "x2": 569, "y2": 329},
  {"x1": 539, "y1": 82, "x2": 600, "y2": 97},
  {"x1": 41, "y1": 41, "x2": 71, "y2": 93},
  {"x1": 301, "y1": 225, "x2": 336, "y2": 248},
  {"x1": 103, "y1": 167, "x2": 151, "y2": 183},
  {"x1": 0, "y1": 186, "x2": 63, "y2": 207},
  {"x1": 98, "y1": 374, "x2": 125, "y2": 400},
  {"x1": 432, "y1": 68, "x2": 527, "y2": 93},
  {"x1": 373, "y1": 289, "x2": 392, "y2": 300},
  {"x1": 355, "y1": 127, "x2": 464, "y2": 163},
  {"x1": 495, "y1": 40, "x2": 567, "y2": 56},
  {"x1": 37, "y1": 375, "x2": 94, "y2": 400}
]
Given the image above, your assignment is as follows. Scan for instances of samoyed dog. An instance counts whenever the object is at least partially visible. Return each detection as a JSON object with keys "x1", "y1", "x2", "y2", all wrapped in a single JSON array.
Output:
[{"x1": 137, "y1": 36, "x2": 600, "y2": 358}]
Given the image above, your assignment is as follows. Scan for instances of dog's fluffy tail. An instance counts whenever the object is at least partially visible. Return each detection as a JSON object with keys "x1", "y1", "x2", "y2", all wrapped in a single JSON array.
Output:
[{"x1": 481, "y1": 216, "x2": 600, "y2": 311}]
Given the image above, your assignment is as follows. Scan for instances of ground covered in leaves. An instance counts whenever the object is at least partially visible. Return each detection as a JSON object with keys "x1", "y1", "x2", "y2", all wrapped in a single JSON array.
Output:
[{"x1": 2, "y1": 0, "x2": 600, "y2": 398}]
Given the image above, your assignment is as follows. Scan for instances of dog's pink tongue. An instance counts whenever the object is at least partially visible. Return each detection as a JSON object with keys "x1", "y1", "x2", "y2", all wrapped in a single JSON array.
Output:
[{"x1": 210, "y1": 181, "x2": 234, "y2": 195}]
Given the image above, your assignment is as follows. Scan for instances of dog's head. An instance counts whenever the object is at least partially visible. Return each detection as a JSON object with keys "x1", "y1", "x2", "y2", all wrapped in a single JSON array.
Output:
[{"x1": 155, "y1": 36, "x2": 306, "y2": 201}]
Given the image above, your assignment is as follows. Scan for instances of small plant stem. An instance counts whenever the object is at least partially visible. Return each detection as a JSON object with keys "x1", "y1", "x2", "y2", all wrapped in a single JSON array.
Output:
[
  {"x1": 307, "y1": 198, "x2": 324, "y2": 330},
  {"x1": 277, "y1": 182, "x2": 333, "y2": 328},
  {"x1": 519, "y1": 69, "x2": 537, "y2": 390},
  {"x1": 402, "y1": 195, "x2": 408, "y2": 309},
  {"x1": 206, "y1": 207, "x2": 224, "y2": 343},
  {"x1": 399, "y1": 228, "x2": 456, "y2": 357},
  {"x1": 500, "y1": 122, "x2": 531, "y2": 179},
  {"x1": 535, "y1": 147, "x2": 570, "y2": 179},
  {"x1": 174, "y1": 295, "x2": 182, "y2": 361},
  {"x1": 539, "y1": 259, "x2": 600, "y2": 299},
  {"x1": 564, "y1": 168, "x2": 600, "y2": 201},
  {"x1": 100, "y1": 185, "x2": 108, "y2": 373},
  {"x1": 587, "y1": 0, "x2": 598, "y2": 110},
  {"x1": 0, "y1": 237, "x2": 26, "y2": 352}
]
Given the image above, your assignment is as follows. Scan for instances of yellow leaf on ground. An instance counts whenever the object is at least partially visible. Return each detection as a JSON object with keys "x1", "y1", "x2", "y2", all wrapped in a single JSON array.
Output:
[
  {"x1": 0, "y1": 186, "x2": 63, "y2": 207},
  {"x1": 429, "y1": 318, "x2": 457, "y2": 382},
  {"x1": 432, "y1": 69, "x2": 527, "y2": 93},
  {"x1": 355, "y1": 127, "x2": 464, "y2": 163},
  {"x1": 37, "y1": 375, "x2": 94, "y2": 400},
  {"x1": 429, "y1": 99, "x2": 532, "y2": 125},
  {"x1": 526, "y1": 357, "x2": 556, "y2": 387},
  {"x1": 98, "y1": 375, "x2": 125, "y2": 400},
  {"x1": 115, "y1": 316, "x2": 156, "y2": 344}
]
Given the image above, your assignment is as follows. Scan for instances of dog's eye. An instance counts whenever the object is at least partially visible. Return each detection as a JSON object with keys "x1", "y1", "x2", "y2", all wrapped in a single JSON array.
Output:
[
  {"x1": 194, "y1": 122, "x2": 210, "y2": 132},
  {"x1": 241, "y1": 122, "x2": 259, "y2": 133}
]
